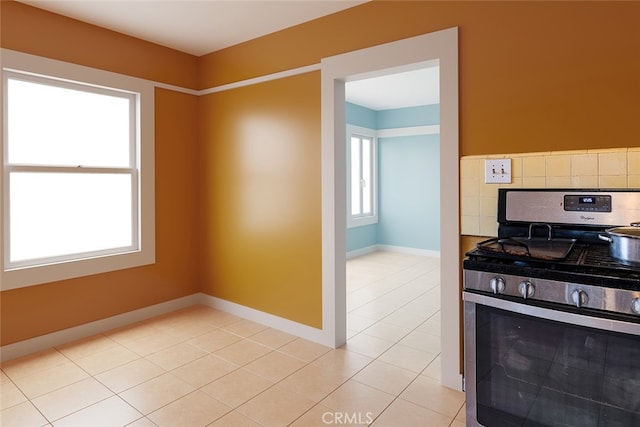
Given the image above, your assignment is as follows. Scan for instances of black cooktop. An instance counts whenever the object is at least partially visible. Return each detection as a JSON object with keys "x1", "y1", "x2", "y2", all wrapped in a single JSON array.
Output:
[{"x1": 464, "y1": 243, "x2": 640, "y2": 291}]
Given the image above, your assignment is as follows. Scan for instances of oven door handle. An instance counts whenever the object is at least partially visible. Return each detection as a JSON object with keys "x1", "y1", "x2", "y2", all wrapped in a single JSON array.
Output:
[{"x1": 463, "y1": 291, "x2": 640, "y2": 336}]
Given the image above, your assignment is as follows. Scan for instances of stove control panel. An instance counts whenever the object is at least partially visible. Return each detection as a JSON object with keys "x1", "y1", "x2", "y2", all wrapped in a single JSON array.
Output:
[
  {"x1": 563, "y1": 194, "x2": 612, "y2": 212},
  {"x1": 501, "y1": 189, "x2": 640, "y2": 226},
  {"x1": 464, "y1": 269, "x2": 640, "y2": 317}
]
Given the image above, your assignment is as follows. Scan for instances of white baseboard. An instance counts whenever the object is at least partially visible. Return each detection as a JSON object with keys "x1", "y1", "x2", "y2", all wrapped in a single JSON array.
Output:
[
  {"x1": 346, "y1": 245, "x2": 378, "y2": 259},
  {"x1": 1, "y1": 292, "x2": 333, "y2": 363},
  {"x1": 347, "y1": 244, "x2": 441, "y2": 259},
  {"x1": 198, "y1": 294, "x2": 332, "y2": 347},
  {"x1": 0, "y1": 294, "x2": 201, "y2": 362},
  {"x1": 377, "y1": 244, "x2": 441, "y2": 258}
]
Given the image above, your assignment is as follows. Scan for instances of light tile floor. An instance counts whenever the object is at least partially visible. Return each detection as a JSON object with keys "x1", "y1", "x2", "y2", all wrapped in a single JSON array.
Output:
[{"x1": 0, "y1": 251, "x2": 465, "y2": 426}]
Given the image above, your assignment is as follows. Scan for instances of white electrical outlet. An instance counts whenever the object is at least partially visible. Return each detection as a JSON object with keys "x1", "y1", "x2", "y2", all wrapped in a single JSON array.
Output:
[{"x1": 485, "y1": 159, "x2": 512, "y2": 184}]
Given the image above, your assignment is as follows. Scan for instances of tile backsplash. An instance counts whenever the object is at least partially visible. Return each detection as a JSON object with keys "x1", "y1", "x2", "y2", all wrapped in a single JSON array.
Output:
[{"x1": 461, "y1": 147, "x2": 640, "y2": 236}]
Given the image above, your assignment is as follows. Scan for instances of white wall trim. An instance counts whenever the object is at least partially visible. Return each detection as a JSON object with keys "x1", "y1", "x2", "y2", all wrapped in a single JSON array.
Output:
[
  {"x1": 1, "y1": 49, "x2": 320, "y2": 97},
  {"x1": 154, "y1": 81, "x2": 199, "y2": 96},
  {"x1": 321, "y1": 27, "x2": 461, "y2": 390},
  {"x1": 377, "y1": 124, "x2": 440, "y2": 138},
  {"x1": 198, "y1": 64, "x2": 321, "y2": 95},
  {"x1": 198, "y1": 294, "x2": 330, "y2": 346},
  {"x1": 376, "y1": 245, "x2": 441, "y2": 258},
  {"x1": 346, "y1": 245, "x2": 378, "y2": 259},
  {"x1": 0, "y1": 292, "x2": 333, "y2": 363},
  {"x1": 0, "y1": 294, "x2": 201, "y2": 362},
  {"x1": 347, "y1": 245, "x2": 440, "y2": 259}
]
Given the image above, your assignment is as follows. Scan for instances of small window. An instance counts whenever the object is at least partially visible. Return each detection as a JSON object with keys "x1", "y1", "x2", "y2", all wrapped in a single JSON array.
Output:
[
  {"x1": 346, "y1": 125, "x2": 377, "y2": 228},
  {"x1": 2, "y1": 51, "x2": 155, "y2": 290}
]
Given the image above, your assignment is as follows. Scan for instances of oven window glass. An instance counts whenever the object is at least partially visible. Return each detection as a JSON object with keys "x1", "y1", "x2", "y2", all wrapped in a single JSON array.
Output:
[{"x1": 475, "y1": 305, "x2": 640, "y2": 427}]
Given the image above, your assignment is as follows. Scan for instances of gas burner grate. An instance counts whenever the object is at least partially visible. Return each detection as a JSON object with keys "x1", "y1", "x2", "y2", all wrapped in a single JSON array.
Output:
[
  {"x1": 465, "y1": 242, "x2": 640, "y2": 289},
  {"x1": 580, "y1": 244, "x2": 619, "y2": 267}
]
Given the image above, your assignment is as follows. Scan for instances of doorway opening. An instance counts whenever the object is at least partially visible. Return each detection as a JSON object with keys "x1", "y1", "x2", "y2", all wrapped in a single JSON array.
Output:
[
  {"x1": 344, "y1": 66, "x2": 440, "y2": 257},
  {"x1": 344, "y1": 66, "x2": 441, "y2": 342},
  {"x1": 320, "y1": 27, "x2": 461, "y2": 390}
]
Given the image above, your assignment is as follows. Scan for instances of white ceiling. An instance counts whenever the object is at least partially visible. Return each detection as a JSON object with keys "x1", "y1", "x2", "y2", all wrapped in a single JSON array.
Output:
[
  {"x1": 20, "y1": 0, "x2": 367, "y2": 56},
  {"x1": 346, "y1": 66, "x2": 439, "y2": 111},
  {"x1": 18, "y1": 0, "x2": 438, "y2": 110}
]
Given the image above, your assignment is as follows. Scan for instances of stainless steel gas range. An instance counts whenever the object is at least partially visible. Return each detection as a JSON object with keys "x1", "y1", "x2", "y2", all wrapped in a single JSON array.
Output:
[{"x1": 463, "y1": 189, "x2": 640, "y2": 427}]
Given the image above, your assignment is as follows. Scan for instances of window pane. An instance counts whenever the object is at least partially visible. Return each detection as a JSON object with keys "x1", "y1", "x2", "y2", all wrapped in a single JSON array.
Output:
[
  {"x1": 362, "y1": 137, "x2": 372, "y2": 215},
  {"x1": 351, "y1": 137, "x2": 361, "y2": 216},
  {"x1": 7, "y1": 78, "x2": 131, "y2": 167},
  {"x1": 9, "y1": 172, "x2": 133, "y2": 263}
]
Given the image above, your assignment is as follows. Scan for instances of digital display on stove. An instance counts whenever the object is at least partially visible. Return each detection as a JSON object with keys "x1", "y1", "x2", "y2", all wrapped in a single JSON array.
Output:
[
  {"x1": 579, "y1": 196, "x2": 595, "y2": 204},
  {"x1": 564, "y1": 195, "x2": 612, "y2": 212}
]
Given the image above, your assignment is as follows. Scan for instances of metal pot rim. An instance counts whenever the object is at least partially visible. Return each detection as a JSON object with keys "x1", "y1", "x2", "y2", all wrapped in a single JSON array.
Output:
[{"x1": 605, "y1": 226, "x2": 640, "y2": 238}]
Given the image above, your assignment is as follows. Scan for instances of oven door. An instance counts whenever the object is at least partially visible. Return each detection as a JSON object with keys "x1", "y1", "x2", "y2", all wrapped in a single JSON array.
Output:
[{"x1": 463, "y1": 291, "x2": 640, "y2": 427}]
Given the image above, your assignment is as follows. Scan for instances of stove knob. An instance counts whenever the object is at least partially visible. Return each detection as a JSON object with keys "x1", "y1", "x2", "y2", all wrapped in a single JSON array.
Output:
[
  {"x1": 572, "y1": 290, "x2": 588, "y2": 308},
  {"x1": 489, "y1": 277, "x2": 506, "y2": 294},
  {"x1": 632, "y1": 298, "x2": 640, "y2": 315},
  {"x1": 518, "y1": 281, "x2": 535, "y2": 299}
]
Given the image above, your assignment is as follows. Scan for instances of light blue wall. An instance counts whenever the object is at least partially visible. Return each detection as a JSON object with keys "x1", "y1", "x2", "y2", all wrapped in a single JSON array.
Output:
[
  {"x1": 345, "y1": 102, "x2": 377, "y2": 129},
  {"x1": 346, "y1": 223, "x2": 378, "y2": 252},
  {"x1": 378, "y1": 134, "x2": 440, "y2": 251},
  {"x1": 345, "y1": 102, "x2": 441, "y2": 253},
  {"x1": 377, "y1": 104, "x2": 439, "y2": 129}
]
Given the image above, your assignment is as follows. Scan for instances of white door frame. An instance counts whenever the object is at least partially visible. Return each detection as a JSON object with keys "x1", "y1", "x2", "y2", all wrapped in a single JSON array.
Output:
[{"x1": 320, "y1": 27, "x2": 462, "y2": 390}]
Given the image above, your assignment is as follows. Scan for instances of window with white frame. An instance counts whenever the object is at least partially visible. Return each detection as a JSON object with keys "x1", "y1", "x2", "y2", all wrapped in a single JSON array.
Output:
[
  {"x1": 346, "y1": 125, "x2": 377, "y2": 228},
  {"x1": 2, "y1": 50, "x2": 155, "y2": 290}
]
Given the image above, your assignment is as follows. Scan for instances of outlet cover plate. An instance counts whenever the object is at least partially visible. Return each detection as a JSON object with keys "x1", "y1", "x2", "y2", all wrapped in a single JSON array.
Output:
[{"x1": 485, "y1": 159, "x2": 512, "y2": 184}]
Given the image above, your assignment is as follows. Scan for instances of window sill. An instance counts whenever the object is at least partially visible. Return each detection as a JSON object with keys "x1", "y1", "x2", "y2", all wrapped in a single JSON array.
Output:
[
  {"x1": 1, "y1": 250, "x2": 155, "y2": 291},
  {"x1": 347, "y1": 216, "x2": 378, "y2": 229}
]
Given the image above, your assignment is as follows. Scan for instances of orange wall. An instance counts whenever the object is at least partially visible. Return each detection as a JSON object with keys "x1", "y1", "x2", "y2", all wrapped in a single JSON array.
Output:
[
  {"x1": 197, "y1": 73, "x2": 322, "y2": 328},
  {"x1": 0, "y1": 2, "x2": 200, "y2": 345},
  {"x1": 200, "y1": 1, "x2": 640, "y2": 156}
]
